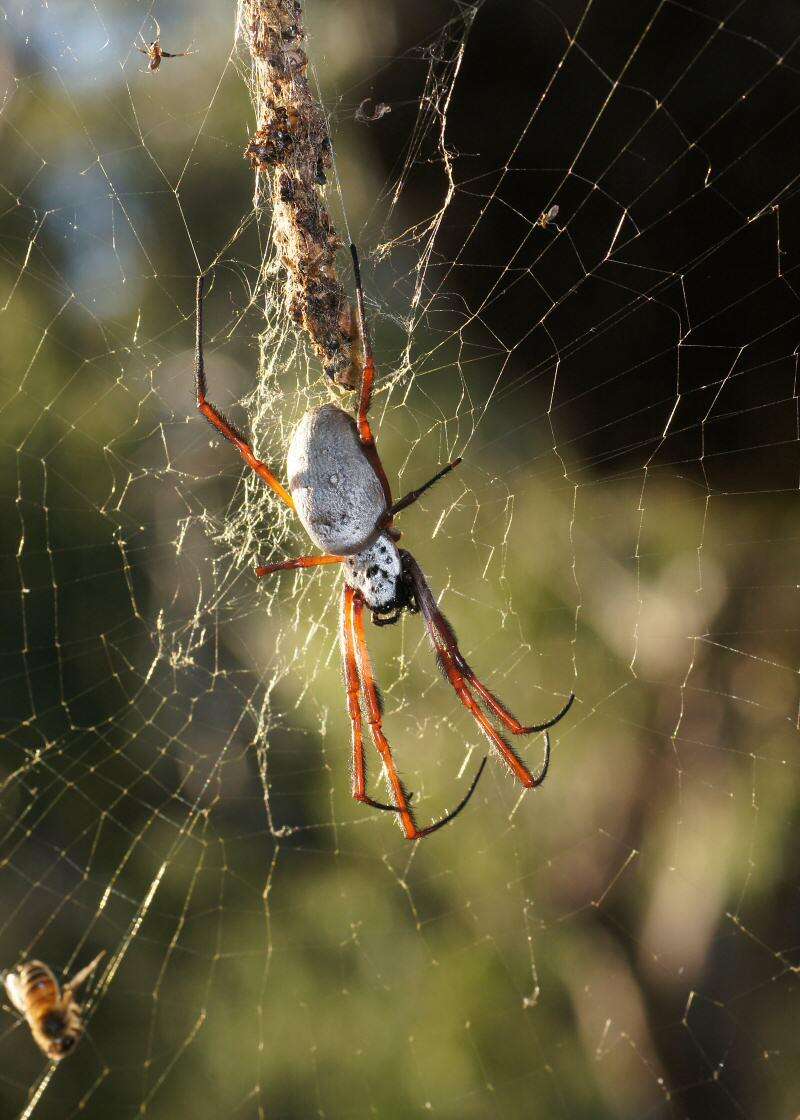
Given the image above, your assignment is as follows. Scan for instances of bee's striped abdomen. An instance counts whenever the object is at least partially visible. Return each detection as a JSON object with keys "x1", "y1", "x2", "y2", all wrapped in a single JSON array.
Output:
[{"x1": 17, "y1": 961, "x2": 59, "y2": 1018}]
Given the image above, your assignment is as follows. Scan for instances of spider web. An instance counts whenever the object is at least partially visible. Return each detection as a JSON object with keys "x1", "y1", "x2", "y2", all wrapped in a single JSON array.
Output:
[{"x1": 0, "y1": 0, "x2": 798, "y2": 1116}]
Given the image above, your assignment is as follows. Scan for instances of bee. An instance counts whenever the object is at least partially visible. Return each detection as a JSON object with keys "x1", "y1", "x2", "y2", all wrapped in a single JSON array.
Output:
[
  {"x1": 2, "y1": 952, "x2": 104, "y2": 1061},
  {"x1": 537, "y1": 204, "x2": 560, "y2": 229}
]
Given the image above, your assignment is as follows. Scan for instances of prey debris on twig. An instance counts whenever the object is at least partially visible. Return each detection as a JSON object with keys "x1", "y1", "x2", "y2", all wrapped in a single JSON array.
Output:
[{"x1": 355, "y1": 98, "x2": 392, "y2": 124}]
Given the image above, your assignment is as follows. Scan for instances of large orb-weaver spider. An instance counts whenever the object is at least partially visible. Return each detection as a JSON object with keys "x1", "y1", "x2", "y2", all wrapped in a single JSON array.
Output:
[{"x1": 193, "y1": 247, "x2": 574, "y2": 839}]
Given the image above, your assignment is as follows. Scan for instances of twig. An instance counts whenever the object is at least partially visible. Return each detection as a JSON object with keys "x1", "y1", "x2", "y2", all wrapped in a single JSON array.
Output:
[{"x1": 239, "y1": 0, "x2": 358, "y2": 390}]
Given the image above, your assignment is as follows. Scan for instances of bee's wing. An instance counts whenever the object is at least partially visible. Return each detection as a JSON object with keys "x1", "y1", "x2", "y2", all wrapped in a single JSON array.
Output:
[
  {"x1": 64, "y1": 951, "x2": 105, "y2": 995},
  {"x1": 2, "y1": 969, "x2": 27, "y2": 1014}
]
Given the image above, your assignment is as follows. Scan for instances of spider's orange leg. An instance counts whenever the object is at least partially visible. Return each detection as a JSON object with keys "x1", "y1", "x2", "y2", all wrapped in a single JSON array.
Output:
[
  {"x1": 351, "y1": 590, "x2": 486, "y2": 839},
  {"x1": 402, "y1": 552, "x2": 559, "y2": 788},
  {"x1": 349, "y1": 244, "x2": 393, "y2": 508},
  {"x1": 459, "y1": 675, "x2": 574, "y2": 736},
  {"x1": 340, "y1": 586, "x2": 402, "y2": 813},
  {"x1": 256, "y1": 555, "x2": 344, "y2": 578},
  {"x1": 414, "y1": 576, "x2": 575, "y2": 735},
  {"x1": 195, "y1": 275, "x2": 294, "y2": 510},
  {"x1": 350, "y1": 244, "x2": 376, "y2": 443}
]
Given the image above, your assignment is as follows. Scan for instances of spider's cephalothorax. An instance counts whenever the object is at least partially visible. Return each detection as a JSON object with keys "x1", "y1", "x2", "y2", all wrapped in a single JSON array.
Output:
[
  {"x1": 343, "y1": 533, "x2": 416, "y2": 626},
  {"x1": 193, "y1": 246, "x2": 575, "y2": 840}
]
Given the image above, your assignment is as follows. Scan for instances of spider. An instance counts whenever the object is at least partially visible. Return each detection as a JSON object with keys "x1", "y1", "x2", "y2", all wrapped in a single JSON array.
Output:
[
  {"x1": 135, "y1": 19, "x2": 194, "y2": 72},
  {"x1": 193, "y1": 247, "x2": 574, "y2": 839}
]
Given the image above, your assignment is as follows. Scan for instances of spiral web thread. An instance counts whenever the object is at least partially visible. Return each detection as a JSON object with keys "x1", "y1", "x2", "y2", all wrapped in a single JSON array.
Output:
[{"x1": 0, "y1": 1, "x2": 798, "y2": 1116}]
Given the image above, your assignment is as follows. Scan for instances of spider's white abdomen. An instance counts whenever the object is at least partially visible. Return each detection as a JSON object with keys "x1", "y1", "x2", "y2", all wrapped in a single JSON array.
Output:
[
  {"x1": 287, "y1": 404, "x2": 387, "y2": 555},
  {"x1": 344, "y1": 533, "x2": 403, "y2": 612}
]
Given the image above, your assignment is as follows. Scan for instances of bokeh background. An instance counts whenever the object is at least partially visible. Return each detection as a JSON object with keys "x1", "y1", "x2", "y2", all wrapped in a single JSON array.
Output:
[{"x1": 0, "y1": 1, "x2": 798, "y2": 1117}]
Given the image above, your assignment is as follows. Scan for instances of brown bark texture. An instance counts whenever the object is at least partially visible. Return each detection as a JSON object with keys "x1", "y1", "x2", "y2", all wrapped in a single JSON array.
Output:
[{"x1": 240, "y1": 0, "x2": 358, "y2": 390}]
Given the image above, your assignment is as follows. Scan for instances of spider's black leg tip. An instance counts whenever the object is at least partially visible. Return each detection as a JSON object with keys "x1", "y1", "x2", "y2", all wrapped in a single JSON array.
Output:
[
  {"x1": 553, "y1": 690, "x2": 576, "y2": 723},
  {"x1": 372, "y1": 800, "x2": 404, "y2": 813},
  {"x1": 530, "y1": 730, "x2": 552, "y2": 788},
  {"x1": 521, "y1": 691, "x2": 576, "y2": 735},
  {"x1": 350, "y1": 243, "x2": 367, "y2": 294},
  {"x1": 417, "y1": 755, "x2": 487, "y2": 839},
  {"x1": 473, "y1": 756, "x2": 488, "y2": 784},
  {"x1": 358, "y1": 792, "x2": 409, "y2": 813}
]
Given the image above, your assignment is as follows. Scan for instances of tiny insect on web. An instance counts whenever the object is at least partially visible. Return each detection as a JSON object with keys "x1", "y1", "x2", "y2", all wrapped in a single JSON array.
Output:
[
  {"x1": 193, "y1": 246, "x2": 575, "y2": 839},
  {"x1": 537, "y1": 204, "x2": 560, "y2": 229}
]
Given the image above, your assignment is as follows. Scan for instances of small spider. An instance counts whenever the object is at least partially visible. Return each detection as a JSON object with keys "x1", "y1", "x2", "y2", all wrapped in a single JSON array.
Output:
[
  {"x1": 135, "y1": 19, "x2": 194, "y2": 72},
  {"x1": 193, "y1": 247, "x2": 574, "y2": 840}
]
